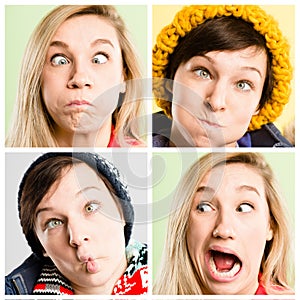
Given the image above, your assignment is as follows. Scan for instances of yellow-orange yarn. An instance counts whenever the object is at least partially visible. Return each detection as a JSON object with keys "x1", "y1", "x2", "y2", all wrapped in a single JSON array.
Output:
[{"x1": 152, "y1": 5, "x2": 292, "y2": 131}]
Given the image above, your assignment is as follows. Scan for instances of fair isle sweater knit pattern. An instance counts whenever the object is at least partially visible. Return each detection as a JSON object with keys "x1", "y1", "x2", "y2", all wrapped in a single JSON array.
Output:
[{"x1": 33, "y1": 240, "x2": 148, "y2": 295}]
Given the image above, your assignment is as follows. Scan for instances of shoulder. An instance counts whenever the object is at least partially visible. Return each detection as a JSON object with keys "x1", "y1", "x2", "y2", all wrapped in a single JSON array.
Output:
[
  {"x1": 125, "y1": 239, "x2": 147, "y2": 269},
  {"x1": 5, "y1": 254, "x2": 44, "y2": 295},
  {"x1": 152, "y1": 111, "x2": 171, "y2": 147},
  {"x1": 249, "y1": 123, "x2": 293, "y2": 147},
  {"x1": 113, "y1": 240, "x2": 148, "y2": 295}
]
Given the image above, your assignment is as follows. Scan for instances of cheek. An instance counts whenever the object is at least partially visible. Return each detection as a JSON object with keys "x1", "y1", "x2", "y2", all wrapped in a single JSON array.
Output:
[
  {"x1": 186, "y1": 218, "x2": 208, "y2": 255},
  {"x1": 41, "y1": 72, "x2": 63, "y2": 109}
]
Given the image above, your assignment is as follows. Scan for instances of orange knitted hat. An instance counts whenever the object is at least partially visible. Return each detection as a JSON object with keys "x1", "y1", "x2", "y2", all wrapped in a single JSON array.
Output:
[{"x1": 152, "y1": 5, "x2": 292, "y2": 131}]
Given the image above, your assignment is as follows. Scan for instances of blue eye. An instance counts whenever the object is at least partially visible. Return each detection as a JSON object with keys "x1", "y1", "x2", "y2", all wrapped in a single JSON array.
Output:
[
  {"x1": 51, "y1": 55, "x2": 69, "y2": 65},
  {"x1": 237, "y1": 203, "x2": 253, "y2": 213},
  {"x1": 47, "y1": 219, "x2": 63, "y2": 229},
  {"x1": 194, "y1": 68, "x2": 211, "y2": 79},
  {"x1": 196, "y1": 203, "x2": 213, "y2": 212},
  {"x1": 236, "y1": 81, "x2": 252, "y2": 91},
  {"x1": 92, "y1": 53, "x2": 108, "y2": 64},
  {"x1": 85, "y1": 202, "x2": 101, "y2": 213}
]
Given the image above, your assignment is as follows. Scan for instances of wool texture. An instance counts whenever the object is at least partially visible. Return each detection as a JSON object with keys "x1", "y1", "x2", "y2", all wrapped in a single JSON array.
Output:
[
  {"x1": 152, "y1": 5, "x2": 292, "y2": 131},
  {"x1": 33, "y1": 240, "x2": 148, "y2": 295}
]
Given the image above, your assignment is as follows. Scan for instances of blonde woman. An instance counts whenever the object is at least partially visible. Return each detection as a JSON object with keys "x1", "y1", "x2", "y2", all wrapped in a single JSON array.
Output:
[
  {"x1": 6, "y1": 5, "x2": 145, "y2": 147},
  {"x1": 154, "y1": 152, "x2": 294, "y2": 295}
]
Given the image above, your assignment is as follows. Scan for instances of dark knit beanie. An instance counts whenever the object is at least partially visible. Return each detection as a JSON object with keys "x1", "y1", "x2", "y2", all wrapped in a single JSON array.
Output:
[{"x1": 18, "y1": 152, "x2": 134, "y2": 257}]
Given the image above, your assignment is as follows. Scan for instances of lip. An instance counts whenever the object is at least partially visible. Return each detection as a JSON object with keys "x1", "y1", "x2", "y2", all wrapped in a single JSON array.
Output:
[
  {"x1": 205, "y1": 245, "x2": 242, "y2": 282},
  {"x1": 79, "y1": 255, "x2": 99, "y2": 274},
  {"x1": 66, "y1": 99, "x2": 92, "y2": 107},
  {"x1": 198, "y1": 119, "x2": 223, "y2": 128}
]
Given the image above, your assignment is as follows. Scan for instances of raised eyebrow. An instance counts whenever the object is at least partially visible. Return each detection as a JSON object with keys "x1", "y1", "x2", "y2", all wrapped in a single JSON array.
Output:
[
  {"x1": 75, "y1": 186, "x2": 102, "y2": 197},
  {"x1": 196, "y1": 186, "x2": 215, "y2": 193},
  {"x1": 240, "y1": 66, "x2": 263, "y2": 79},
  {"x1": 91, "y1": 38, "x2": 115, "y2": 49},
  {"x1": 236, "y1": 185, "x2": 261, "y2": 197},
  {"x1": 49, "y1": 40, "x2": 69, "y2": 49},
  {"x1": 35, "y1": 207, "x2": 53, "y2": 218}
]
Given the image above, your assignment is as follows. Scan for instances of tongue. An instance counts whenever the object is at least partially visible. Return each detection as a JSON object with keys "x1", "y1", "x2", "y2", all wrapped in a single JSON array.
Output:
[{"x1": 213, "y1": 251, "x2": 236, "y2": 272}]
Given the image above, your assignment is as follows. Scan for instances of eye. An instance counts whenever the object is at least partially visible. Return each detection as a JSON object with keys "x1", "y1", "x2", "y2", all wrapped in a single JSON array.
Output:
[
  {"x1": 236, "y1": 81, "x2": 252, "y2": 91},
  {"x1": 51, "y1": 55, "x2": 69, "y2": 66},
  {"x1": 92, "y1": 53, "x2": 108, "y2": 64},
  {"x1": 194, "y1": 68, "x2": 211, "y2": 79},
  {"x1": 85, "y1": 202, "x2": 101, "y2": 213},
  {"x1": 46, "y1": 219, "x2": 63, "y2": 229},
  {"x1": 237, "y1": 203, "x2": 253, "y2": 213},
  {"x1": 196, "y1": 202, "x2": 213, "y2": 213}
]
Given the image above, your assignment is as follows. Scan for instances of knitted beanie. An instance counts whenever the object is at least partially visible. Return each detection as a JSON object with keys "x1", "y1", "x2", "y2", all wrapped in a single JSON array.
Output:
[
  {"x1": 152, "y1": 5, "x2": 292, "y2": 131},
  {"x1": 18, "y1": 152, "x2": 134, "y2": 257}
]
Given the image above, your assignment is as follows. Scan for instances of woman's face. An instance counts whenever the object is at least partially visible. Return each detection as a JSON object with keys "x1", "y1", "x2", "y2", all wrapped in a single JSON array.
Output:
[
  {"x1": 41, "y1": 15, "x2": 125, "y2": 140},
  {"x1": 186, "y1": 163, "x2": 273, "y2": 294},
  {"x1": 171, "y1": 47, "x2": 267, "y2": 147},
  {"x1": 34, "y1": 164, "x2": 126, "y2": 294}
]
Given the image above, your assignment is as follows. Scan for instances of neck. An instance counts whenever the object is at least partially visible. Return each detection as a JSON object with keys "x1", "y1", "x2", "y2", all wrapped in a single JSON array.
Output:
[{"x1": 55, "y1": 118, "x2": 112, "y2": 147}]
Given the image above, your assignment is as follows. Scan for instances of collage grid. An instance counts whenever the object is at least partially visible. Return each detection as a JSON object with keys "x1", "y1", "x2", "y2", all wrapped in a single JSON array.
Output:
[{"x1": 2, "y1": 1, "x2": 298, "y2": 299}]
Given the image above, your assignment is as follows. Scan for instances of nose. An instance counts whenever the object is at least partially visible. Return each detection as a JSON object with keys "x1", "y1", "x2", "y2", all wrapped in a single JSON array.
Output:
[
  {"x1": 212, "y1": 211, "x2": 236, "y2": 240},
  {"x1": 204, "y1": 81, "x2": 227, "y2": 112},
  {"x1": 67, "y1": 63, "x2": 94, "y2": 89},
  {"x1": 68, "y1": 222, "x2": 90, "y2": 247}
]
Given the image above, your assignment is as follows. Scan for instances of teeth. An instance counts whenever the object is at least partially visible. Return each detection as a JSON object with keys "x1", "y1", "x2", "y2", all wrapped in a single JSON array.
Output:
[{"x1": 209, "y1": 256, "x2": 241, "y2": 278}]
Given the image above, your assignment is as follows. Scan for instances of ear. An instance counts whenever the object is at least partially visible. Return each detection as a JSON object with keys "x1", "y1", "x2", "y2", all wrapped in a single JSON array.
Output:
[
  {"x1": 120, "y1": 69, "x2": 127, "y2": 93},
  {"x1": 43, "y1": 251, "x2": 49, "y2": 257},
  {"x1": 120, "y1": 81, "x2": 126, "y2": 93},
  {"x1": 266, "y1": 225, "x2": 273, "y2": 241},
  {"x1": 165, "y1": 80, "x2": 173, "y2": 93},
  {"x1": 252, "y1": 108, "x2": 260, "y2": 116}
]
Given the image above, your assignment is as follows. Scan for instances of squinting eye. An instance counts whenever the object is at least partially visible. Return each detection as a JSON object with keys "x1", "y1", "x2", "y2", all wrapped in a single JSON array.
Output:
[
  {"x1": 196, "y1": 203, "x2": 213, "y2": 213},
  {"x1": 47, "y1": 219, "x2": 63, "y2": 229},
  {"x1": 51, "y1": 55, "x2": 69, "y2": 65},
  {"x1": 236, "y1": 81, "x2": 251, "y2": 91},
  {"x1": 237, "y1": 203, "x2": 253, "y2": 213},
  {"x1": 195, "y1": 69, "x2": 211, "y2": 79},
  {"x1": 92, "y1": 53, "x2": 108, "y2": 64},
  {"x1": 85, "y1": 203, "x2": 101, "y2": 213}
]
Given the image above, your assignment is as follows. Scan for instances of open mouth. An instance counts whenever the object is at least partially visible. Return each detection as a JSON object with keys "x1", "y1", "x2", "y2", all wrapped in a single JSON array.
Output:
[{"x1": 207, "y1": 250, "x2": 242, "y2": 280}]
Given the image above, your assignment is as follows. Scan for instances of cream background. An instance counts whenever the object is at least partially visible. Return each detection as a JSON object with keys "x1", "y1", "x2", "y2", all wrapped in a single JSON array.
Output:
[{"x1": 152, "y1": 5, "x2": 295, "y2": 133}]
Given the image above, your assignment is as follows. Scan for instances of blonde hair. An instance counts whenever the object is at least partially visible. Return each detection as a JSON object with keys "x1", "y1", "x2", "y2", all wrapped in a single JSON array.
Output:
[
  {"x1": 6, "y1": 5, "x2": 144, "y2": 147},
  {"x1": 153, "y1": 152, "x2": 293, "y2": 295}
]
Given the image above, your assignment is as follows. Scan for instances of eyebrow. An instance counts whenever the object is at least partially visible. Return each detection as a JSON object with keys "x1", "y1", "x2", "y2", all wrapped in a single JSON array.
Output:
[
  {"x1": 49, "y1": 38, "x2": 115, "y2": 49},
  {"x1": 196, "y1": 186, "x2": 215, "y2": 193},
  {"x1": 236, "y1": 184, "x2": 261, "y2": 197},
  {"x1": 196, "y1": 184, "x2": 261, "y2": 197},
  {"x1": 201, "y1": 54, "x2": 263, "y2": 78},
  {"x1": 35, "y1": 186, "x2": 102, "y2": 218}
]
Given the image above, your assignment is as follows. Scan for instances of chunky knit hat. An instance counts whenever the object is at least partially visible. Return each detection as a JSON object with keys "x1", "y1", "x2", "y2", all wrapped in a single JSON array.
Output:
[
  {"x1": 18, "y1": 152, "x2": 134, "y2": 257},
  {"x1": 152, "y1": 5, "x2": 292, "y2": 131}
]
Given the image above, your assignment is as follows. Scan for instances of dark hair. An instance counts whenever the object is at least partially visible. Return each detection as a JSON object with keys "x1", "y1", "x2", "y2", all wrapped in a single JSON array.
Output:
[
  {"x1": 19, "y1": 153, "x2": 134, "y2": 257},
  {"x1": 166, "y1": 16, "x2": 273, "y2": 110}
]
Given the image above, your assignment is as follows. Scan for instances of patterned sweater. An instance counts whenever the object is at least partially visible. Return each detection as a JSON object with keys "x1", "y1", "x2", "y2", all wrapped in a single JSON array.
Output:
[{"x1": 33, "y1": 240, "x2": 148, "y2": 295}]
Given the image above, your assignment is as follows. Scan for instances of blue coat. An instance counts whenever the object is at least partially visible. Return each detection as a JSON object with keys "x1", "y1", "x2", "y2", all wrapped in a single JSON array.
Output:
[
  {"x1": 152, "y1": 111, "x2": 293, "y2": 147},
  {"x1": 5, "y1": 254, "x2": 44, "y2": 295}
]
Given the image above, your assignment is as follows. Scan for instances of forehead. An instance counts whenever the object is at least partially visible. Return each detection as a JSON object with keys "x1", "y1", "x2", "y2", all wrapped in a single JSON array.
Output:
[
  {"x1": 199, "y1": 163, "x2": 265, "y2": 192},
  {"x1": 52, "y1": 14, "x2": 120, "y2": 45},
  {"x1": 39, "y1": 163, "x2": 110, "y2": 203}
]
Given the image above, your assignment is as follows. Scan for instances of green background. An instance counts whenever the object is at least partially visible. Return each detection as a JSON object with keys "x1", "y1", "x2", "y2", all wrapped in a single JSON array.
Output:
[
  {"x1": 152, "y1": 152, "x2": 295, "y2": 280},
  {"x1": 5, "y1": 5, "x2": 148, "y2": 133}
]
